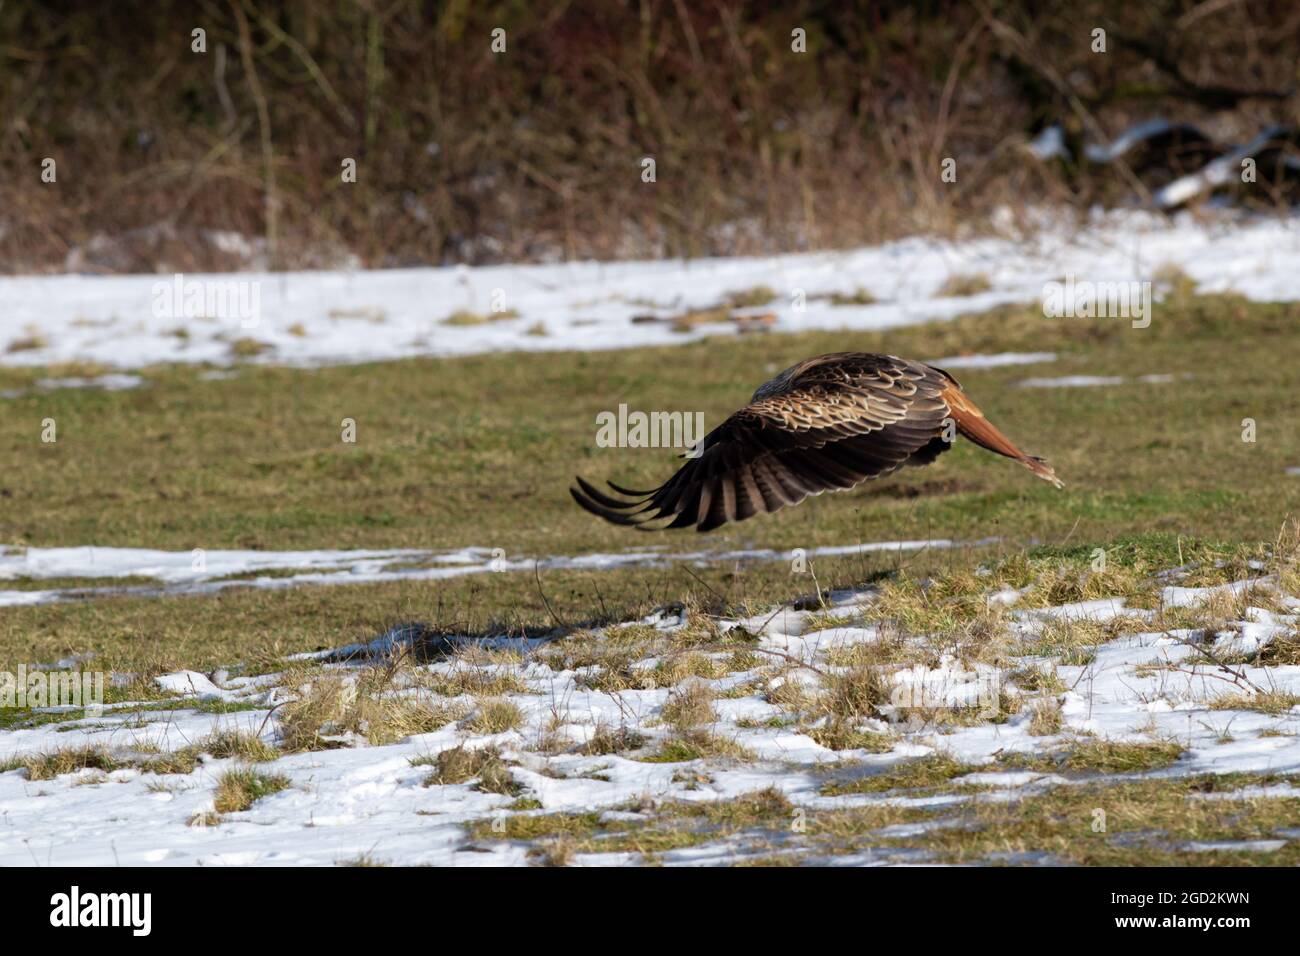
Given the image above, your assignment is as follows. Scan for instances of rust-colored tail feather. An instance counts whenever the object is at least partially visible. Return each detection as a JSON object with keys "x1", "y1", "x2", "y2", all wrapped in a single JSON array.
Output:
[{"x1": 942, "y1": 383, "x2": 1064, "y2": 489}]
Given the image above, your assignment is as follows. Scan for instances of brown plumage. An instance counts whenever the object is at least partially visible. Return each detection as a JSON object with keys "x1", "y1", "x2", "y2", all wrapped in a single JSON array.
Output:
[{"x1": 571, "y1": 352, "x2": 1062, "y2": 533}]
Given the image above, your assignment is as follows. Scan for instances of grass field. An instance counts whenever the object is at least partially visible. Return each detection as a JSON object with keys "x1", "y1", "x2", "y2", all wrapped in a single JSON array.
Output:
[
  {"x1": 2, "y1": 286, "x2": 1297, "y2": 671},
  {"x1": 3, "y1": 287, "x2": 1300, "y2": 866}
]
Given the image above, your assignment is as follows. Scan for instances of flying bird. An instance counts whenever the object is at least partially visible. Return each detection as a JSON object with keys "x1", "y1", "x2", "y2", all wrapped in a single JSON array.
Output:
[{"x1": 571, "y1": 352, "x2": 1062, "y2": 532}]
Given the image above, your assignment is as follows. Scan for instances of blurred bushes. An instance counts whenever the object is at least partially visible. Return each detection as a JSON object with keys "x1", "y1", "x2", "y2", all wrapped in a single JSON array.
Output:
[{"x1": 1, "y1": 0, "x2": 1296, "y2": 272}]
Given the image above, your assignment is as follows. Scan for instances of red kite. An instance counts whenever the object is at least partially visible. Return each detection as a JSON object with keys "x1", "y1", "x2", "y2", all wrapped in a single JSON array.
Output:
[{"x1": 572, "y1": 352, "x2": 1062, "y2": 532}]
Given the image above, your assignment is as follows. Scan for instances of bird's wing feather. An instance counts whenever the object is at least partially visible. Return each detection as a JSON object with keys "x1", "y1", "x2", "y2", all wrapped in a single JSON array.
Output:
[{"x1": 571, "y1": 355, "x2": 955, "y2": 532}]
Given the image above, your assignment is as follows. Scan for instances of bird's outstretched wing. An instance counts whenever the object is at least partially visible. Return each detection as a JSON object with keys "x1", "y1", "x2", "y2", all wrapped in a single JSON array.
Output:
[{"x1": 571, "y1": 354, "x2": 954, "y2": 532}]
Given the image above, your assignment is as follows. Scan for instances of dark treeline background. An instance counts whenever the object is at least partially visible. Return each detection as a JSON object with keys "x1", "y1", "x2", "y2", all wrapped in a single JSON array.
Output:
[{"x1": 3, "y1": 0, "x2": 1298, "y2": 273}]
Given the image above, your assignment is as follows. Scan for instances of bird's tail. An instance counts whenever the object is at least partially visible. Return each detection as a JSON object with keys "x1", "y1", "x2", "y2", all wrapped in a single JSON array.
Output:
[{"x1": 941, "y1": 383, "x2": 1064, "y2": 489}]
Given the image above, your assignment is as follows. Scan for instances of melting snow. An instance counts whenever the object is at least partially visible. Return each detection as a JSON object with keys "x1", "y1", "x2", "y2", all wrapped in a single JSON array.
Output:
[
  {"x1": 926, "y1": 351, "x2": 1056, "y2": 370},
  {"x1": 1, "y1": 566, "x2": 1297, "y2": 866},
  {"x1": 5, "y1": 210, "x2": 1300, "y2": 370},
  {"x1": 0, "y1": 539, "x2": 991, "y2": 607},
  {"x1": 1017, "y1": 373, "x2": 1176, "y2": 388}
]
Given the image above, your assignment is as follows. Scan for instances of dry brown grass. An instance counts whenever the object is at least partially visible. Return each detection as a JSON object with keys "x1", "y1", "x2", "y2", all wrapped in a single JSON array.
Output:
[
  {"x1": 1272, "y1": 517, "x2": 1300, "y2": 595},
  {"x1": 193, "y1": 729, "x2": 278, "y2": 763},
  {"x1": 935, "y1": 273, "x2": 992, "y2": 297},
  {"x1": 528, "y1": 837, "x2": 577, "y2": 867},
  {"x1": 276, "y1": 665, "x2": 470, "y2": 751},
  {"x1": 661, "y1": 682, "x2": 719, "y2": 733},
  {"x1": 14, "y1": 5, "x2": 1288, "y2": 273},
  {"x1": 1208, "y1": 690, "x2": 1300, "y2": 716},
  {"x1": 467, "y1": 697, "x2": 525, "y2": 735},
  {"x1": 426, "y1": 667, "x2": 528, "y2": 699},
  {"x1": 1, "y1": 744, "x2": 121, "y2": 780},
  {"x1": 1027, "y1": 698, "x2": 1064, "y2": 736},
  {"x1": 582, "y1": 722, "x2": 648, "y2": 756},
  {"x1": 415, "y1": 744, "x2": 519, "y2": 795},
  {"x1": 803, "y1": 721, "x2": 895, "y2": 753},
  {"x1": 816, "y1": 666, "x2": 892, "y2": 725}
]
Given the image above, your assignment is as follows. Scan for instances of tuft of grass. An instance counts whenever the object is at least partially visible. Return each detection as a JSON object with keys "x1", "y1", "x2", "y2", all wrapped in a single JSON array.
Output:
[
  {"x1": 693, "y1": 786, "x2": 793, "y2": 822},
  {"x1": 1002, "y1": 739, "x2": 1185, "y2": 774},
  {"x1": 1008, "y1": 663, "x2": 1067, "y2": 694},
  {"x1": 935, "y1": 273, "x2": 992, "y2": 297},
  {"x1": 865, "y1": 577, "x2": 1009, "y2": 649},
  {"x1": 642, "y1": 732, "x2": 754, "y2": 763},
  {"x1": 816, "y1": 665, "x2": 892, "y2": 724},
  {"x1": 139, "y1": 730, "x2": 277, "y2": 775},
  {"x1": 2, "y1": 744, "x2": 122, "y2": 780},
  {"x1": 228, "y1": 337, "x2": 272, "y2": 359},
  {"x1": 469, "y1": 810, "x2": 607, "y2": 843},
  {"x1": 898, "y1": 774, "x2": 1300, "y2": 866},
  {"x1": 472, "y1": 788, "x2": 803, "y2": 861},
  {"x1": 582, "y1": 723, "x2": 648, "y2": 756},
  {"x1": 6, "y1": 333, "x2": 48, "y2": 353},
  {"x1": 822, "y1": 287, "x2": 877, "y2": 306},
  {"x1": 1027, "y1": 698, "x2": 1064, "y2": 736},
  {"x1": 416, "y1": 744, "x2": 519, "y2": 795},
  {"x1": 470, "y1": 808, "x2": 710, "y2": 857},
  {"x1": 528, "y1": 837, "x2": 576, "y2": 867},
  {"x1": 142, "y1": 749, "x2": 200, "y2": 775},
  {"x1": 802, "y1": 721, "x2": 895, "y2": 753},
  {"x1": 212, "y1": 766, "x2": 291, "y2": 812},
  {"x1": 427, "y1": 668, "x2": 528, "y2": 698},
  {"x1": 275, "y1": 672, "x2": 354, "y2": 751},
  {"x1": 660, "y1": 682, "x2": 718, "y2": 732},
  {"x1": 194, "y1": 729, "x2": 279, "y2": 762},
  {"x1": 1025, "y1": 617, "x2": 1109, "y2": 665},
  {"x1": 659, "y1": 650, "x2": 727, "y2": 684},
  {"x1": 467, "y1": 697, "x2": 525, "y2": 735},
  {"x1": 1272, "y1": 518, "x2": 1300, "y2": 596},
  {"x1": 276, "y1": 667, "x2": 469, "y2": 750},
  {"x1": 648, "y1": 682, "x2": 755, "y2": 761},
  {"x1": 1209, "y1": 691, "x2": 1300, "y2": 716},
  {"x1": 441, "y1": 309, "x2": 520, "y2": 326},
  {"x1": 667, "y1": 306, "x2": 733, "y2": 333},
  {"x1": 361, "y1": 698, "x2": 468, "y2": 744},
  {"x1": 765, "y1": 672, "x2": 813, "y2": 713},
  {"x1": 1258, "y1": 631, "x2": 1300, "y2": 666},
  {"x1": 821, "y1": 753, "x2": 970, "y2": 795},
  {"x1": 1016, "y1": 562, "x2": 1152, "y2": 609},
  {"x1": 1152, "y1": 263, "x2": 1197, "y2": 299},
  {"x1": 725, "y1": 286, "x2": 777, "y2": 308}
]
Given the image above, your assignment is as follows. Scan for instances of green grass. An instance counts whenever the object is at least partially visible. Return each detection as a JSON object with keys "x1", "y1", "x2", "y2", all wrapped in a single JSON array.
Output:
[
  {"x1": 1, "y1": 292, "x2": 1298, "y2": 673},
  {"x1": 468, "y1": 789, "x2": 800, "y2": 860},
  {"x1": 461, "y1": 772, "x2": 1300, "y2": 866},
  {"x1": 212, "y1": 766, "x2": 292, "y2": 813},
  {"x1": 999, "y1": 740, "x2": 1186, "y2": 775},
  {"x1": 899, "y1": 775, "x2": 1300, "y2": 866},
  {"x1": 821, "y1": 753, "x2": 972, "y2": 796}
]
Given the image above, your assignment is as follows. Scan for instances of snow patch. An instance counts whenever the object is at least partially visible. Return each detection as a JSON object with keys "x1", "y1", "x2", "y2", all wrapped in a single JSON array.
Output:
[{"x1": 8, "y1": 211, "x2": 1300, "y2": 370}]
